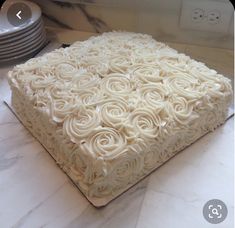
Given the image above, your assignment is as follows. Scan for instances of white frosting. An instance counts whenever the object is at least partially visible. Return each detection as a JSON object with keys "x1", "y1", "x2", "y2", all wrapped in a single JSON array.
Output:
[
  {"x1": 63, "y1": 109, "x2": 100, "y2": 142},
  {"x1": 100, "y1": 98, "x2": 129, "y2": 130},
  {"x1": 8, "y1": 31, "x2": 232, "y2": 205}
]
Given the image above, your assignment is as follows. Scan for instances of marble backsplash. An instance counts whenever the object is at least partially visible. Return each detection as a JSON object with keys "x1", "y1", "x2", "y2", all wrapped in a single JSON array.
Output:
[{"x1": 32, "y1": 0, "x2": 234, "y2": 49}]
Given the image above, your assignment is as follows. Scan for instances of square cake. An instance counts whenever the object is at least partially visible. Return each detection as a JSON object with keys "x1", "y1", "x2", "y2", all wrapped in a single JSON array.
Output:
[{"x1": 8, "y1": 32, "x2": 232, "y2": 207}]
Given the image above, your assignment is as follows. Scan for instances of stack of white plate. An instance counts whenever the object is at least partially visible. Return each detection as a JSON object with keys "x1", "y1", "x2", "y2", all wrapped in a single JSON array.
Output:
[{"x1": 0, "y1": 0, "x2": 46, "y2": 64}]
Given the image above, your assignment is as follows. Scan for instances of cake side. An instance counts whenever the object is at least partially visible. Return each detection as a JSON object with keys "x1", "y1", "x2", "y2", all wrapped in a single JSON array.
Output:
[
  {"x1": 9, "y1": 84, "x2": 229, "y2": 206},
  {"x1": 8, "y1": 32, "x2": 233, "y2": 206}
]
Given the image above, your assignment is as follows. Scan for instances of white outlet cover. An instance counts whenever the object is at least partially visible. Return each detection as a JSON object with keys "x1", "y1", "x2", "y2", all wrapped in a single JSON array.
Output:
[{"x1": 180, "y1": 0, "x2": 234, "y2": 33}]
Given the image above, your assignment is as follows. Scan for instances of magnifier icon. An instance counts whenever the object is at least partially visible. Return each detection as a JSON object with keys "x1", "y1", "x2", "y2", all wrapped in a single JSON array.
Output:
[
  {"x1": 203, "y1": 199, "x2": 228, "y2": 224},
  {"x1": 212, "y1": 208, "x2": 219, "y2": 216}
]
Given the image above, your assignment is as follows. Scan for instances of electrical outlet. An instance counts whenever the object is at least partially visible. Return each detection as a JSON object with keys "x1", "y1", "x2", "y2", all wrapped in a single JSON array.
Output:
[
  {"x1": 207, "y1": 10, "x2": 220, "y2": 24},
  {"x1": 180, "y1": 0, "x2": 234, "y2": 33},
  {"x1": 191, "y1": 8, "x2": 204, "y2": 22}
]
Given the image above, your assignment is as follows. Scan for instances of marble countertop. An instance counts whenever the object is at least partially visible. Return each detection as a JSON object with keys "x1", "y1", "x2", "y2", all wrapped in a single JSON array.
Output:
[{"x1": 0, "y1": 28, "x2": 234, "y2": 228}]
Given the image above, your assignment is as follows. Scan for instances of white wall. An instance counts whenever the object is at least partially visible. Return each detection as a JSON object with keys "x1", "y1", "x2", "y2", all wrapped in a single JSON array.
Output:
[{"x1": 34, "y1": 0, "x2": 234, "y2": 49}]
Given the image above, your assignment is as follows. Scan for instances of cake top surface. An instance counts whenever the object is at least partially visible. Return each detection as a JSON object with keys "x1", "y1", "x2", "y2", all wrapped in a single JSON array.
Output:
[{"x1": 8, "y1": 31, "x2": 232, "y2": 160}]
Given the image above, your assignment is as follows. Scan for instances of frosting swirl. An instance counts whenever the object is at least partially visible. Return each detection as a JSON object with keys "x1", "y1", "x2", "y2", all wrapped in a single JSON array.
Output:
[
  {"x1": 44, "y1": 49, "x2": 70, "y2": 64},
  {"x1": 167, "y1": 96, "x2": 199, "y2": 125},
  {"x1": 101, "y1": 74, "x2": 133, "y2": 97},
  {"x1": 109, "y1": 56, "x2": 133, "y2": 73},
  {"x1": 54, "y1": 62, "x2": 78, "y2": 81},
  {"x1": 139, "y1": 84, "x2": 168, "y2": 110},
  {"x1": 143, "y1": 143, "x2": 161, "y2": 171},
  {"x1": 63, "y1": 109, "x2": 100, "y2": 142},
  {"x1": 50, "y1": 97, "x2": 79, "y2": 123},
  {"x1": 111, "y1": 148, "x2": 144, "y2": 185},
  {"x1": 89, "y1": 62, "x2": 109, "y2": 77},
  {"x1": 77, "y1": 87, "x2": 104, "y2": 106},
  {"x1": 163, "y1": 73, "x2": 202, "y2": 99},
  {"x1": 128, "y1": 108, "x2": 163, "y2": 139},
  {"x1": 81, "y1": 57, "x2": 110, "y2": 77},
  {"x1": 72, "y1": 72, "x2": 100, "y2": 91},
  {"x1": 131, "y1": 65, "x2": 163, "y2": 83},
  {"x1": 81, "y1": 127, "x2": 127, "y2": 160},
  {"x1": 30, "y1": 74, "x2": 56, "y2": 90},
  {"x1": 160, "y1": 52, "x2": 190, "y2": 73},
  {"x1": 100, "y1": 98, "x2": 129, "y2": 129}
]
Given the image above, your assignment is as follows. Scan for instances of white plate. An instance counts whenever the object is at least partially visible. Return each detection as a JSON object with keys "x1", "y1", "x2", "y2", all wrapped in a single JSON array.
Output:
[
  {"x1": 0, "y1": 20, "x2": 44, "y2": 49},
  {"x1": 0, "y1": 33, "x2": 46, "y2": 59},
  {"x1": 0, "y1": 39, "x2": 48, "y2": 65},
  {"x1": 0, "y1": 36, "x2": 47, "y2": 63},
  {"x1": 0, "y1": 19, "x2": 43, "y2": 46},
  {"x1": 0, "y1": 17, "x2": 42, "y2": 43},
  {"x1": 0, "y1": 0, "x2": 41, "y2": 37},
  {"x1": 0, "y1": 29, "x2": 46, "y2": 55},
  {"x1": 0, "y1": 28, "x2": 45, "y2": 53}
]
